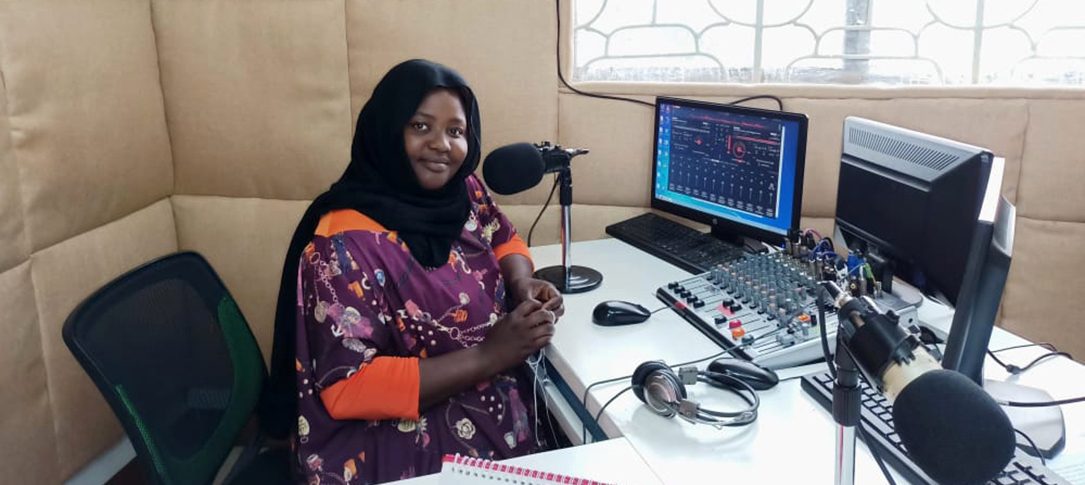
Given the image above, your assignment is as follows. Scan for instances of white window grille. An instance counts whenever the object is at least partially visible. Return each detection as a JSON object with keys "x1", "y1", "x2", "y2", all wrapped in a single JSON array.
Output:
[{"x1": 573, "y1": 0, "x2": 1085, "y2": 85}]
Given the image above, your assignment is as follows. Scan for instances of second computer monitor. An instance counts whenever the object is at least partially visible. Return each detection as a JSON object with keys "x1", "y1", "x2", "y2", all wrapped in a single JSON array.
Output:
[{"x1": 652, "y1": 97, "x2": 808, "y2": 244}]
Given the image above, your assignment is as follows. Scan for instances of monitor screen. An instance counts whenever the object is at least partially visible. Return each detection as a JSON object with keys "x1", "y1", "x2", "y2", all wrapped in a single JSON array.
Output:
[{"x1": 652, "y1": 97, "x2": 807, "y2": 243}]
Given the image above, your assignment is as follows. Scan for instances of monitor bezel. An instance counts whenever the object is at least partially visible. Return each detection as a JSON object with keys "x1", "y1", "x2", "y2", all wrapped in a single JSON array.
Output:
[{"x1": 650, "y1": 96, "x2": 809, "y2": 245}]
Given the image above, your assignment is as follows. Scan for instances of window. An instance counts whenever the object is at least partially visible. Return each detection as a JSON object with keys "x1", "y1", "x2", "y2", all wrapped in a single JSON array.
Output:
[{"x1": 573, "y1": 0, "x2": 1085, "y2": 85}]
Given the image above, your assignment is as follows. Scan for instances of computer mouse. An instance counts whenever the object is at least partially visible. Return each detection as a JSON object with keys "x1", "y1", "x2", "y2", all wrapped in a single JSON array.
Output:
[
  {"x1": 707, "y1": 358, "x2": 780, "y2": 391},
  {"x1": 592, "y1": 300, "x2": 652, "y2": 326}
]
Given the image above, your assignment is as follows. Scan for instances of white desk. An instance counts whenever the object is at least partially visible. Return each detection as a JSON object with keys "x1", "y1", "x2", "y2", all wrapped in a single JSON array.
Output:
[{"x1": 529, "y1": 238, "x2": 1085, "y2": 484}]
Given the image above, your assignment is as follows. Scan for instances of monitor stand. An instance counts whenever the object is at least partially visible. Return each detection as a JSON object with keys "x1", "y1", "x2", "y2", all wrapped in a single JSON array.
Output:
[
  {"x1": 710, "y1": 225, "x2": 747, "y2": 248},
  {"x1": 984, "y1": 380, "x2": 1066, "y2": 459}
]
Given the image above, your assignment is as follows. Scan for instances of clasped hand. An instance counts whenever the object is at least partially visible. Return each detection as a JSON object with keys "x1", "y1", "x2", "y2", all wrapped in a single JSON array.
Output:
[
  {"x1": 480, "y1": 278, "x2": 564, "y2": 370},
  {"x1": 507, "y1": 277, "x2": 564, "y2": 320}
]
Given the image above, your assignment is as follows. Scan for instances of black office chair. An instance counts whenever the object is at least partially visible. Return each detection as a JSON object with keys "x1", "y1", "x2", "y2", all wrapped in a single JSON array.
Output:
[{"x1": 62, "y1": 252, "x2": 290, "y2": 484}]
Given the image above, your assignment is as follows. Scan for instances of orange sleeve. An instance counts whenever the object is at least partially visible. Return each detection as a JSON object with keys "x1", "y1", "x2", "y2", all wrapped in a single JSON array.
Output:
[
  {"x1": 493, "y1": 233, "x2": 532, "y2": 264},
  {"x1": 319, "y1": 356, "x2": 420, "y2": 421}
]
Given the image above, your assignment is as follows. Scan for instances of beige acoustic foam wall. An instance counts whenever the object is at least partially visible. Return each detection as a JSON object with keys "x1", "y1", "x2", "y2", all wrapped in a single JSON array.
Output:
[
  {"x1": 0, "y1": 0, "x2": 174, "y2": 254},
  {"x1": 1000, "y1": 99, "x2": 1085, "y2": 352},
  {"x1": 156, "y1": 0, "x2": 353, "y2": 200},
  {"x1": 173, "y1": 196, "x2": 310, "y2": 360},
  {"x1": 0, "y1": 77, "x2": 30, "y2": 273},
  {"x1": 346, "y1": 0, "x2": 560, "y2": 207},
  {"x1": 0, "y1": 263, "x2": 60, "y2": 484},
  {"x1": 30, "y1": 199, "x2": 177, "y2": 480}
]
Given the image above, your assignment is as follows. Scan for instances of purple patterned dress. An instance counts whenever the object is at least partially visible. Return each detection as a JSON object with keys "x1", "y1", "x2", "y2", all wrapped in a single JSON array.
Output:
[{"x1": 293, "y1": 176, "x2": 545, "y2": 484}]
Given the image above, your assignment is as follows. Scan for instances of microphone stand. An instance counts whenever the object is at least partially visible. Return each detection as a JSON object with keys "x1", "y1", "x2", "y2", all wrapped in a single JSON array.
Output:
[
  {"x1": 533, "y1": 144, "x2": 603, "y2": 294},
  {"x1": 833, "y1": 334, "x2": 861, "y2": 485}
]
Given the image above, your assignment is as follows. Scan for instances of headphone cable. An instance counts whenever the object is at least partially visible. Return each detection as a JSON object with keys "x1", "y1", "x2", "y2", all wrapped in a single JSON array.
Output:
[
  {"x1": 578, "y1": 325, "x2": 789, "y2": 442},
  {"x1": 593, "y1": 386, "x2": 634, "y2": 431}
]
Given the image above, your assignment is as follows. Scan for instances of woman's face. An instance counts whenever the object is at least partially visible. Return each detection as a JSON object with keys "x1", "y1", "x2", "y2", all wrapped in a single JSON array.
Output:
[{"x1": 404, "y1": 89, "x2": 469, "y2": 191}]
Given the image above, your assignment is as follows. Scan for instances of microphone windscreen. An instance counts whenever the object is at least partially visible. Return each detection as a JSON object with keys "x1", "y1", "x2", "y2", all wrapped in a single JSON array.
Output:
[
  {"x1": 892, "y1": 369, "x2": 1015, "y2": 485},
  {"x1": 482, "y1": 143, "x2": 545, "y2": 195}
]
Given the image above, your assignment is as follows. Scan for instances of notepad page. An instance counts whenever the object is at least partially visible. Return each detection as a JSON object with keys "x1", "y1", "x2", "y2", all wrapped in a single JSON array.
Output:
[{"x1": 438, "y1": 454, "x2": 615, "y2": 485}]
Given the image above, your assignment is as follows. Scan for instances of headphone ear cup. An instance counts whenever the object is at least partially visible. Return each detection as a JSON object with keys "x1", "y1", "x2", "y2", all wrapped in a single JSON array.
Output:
[
  {"x1": 632, "y1": 361, "x2": 687, "y2": 418},
  {"x1": 631, "y1": 361, "x2": 671, "y2": 404}
]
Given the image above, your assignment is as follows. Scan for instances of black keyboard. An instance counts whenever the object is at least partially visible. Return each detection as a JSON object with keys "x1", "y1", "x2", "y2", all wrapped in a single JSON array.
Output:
[
  {"x1": 605, "y1": 213, "x2": 747, "y2": 273},
  {"x1": 801, "y1": 372, "x2": 1070, "y2": 485}
]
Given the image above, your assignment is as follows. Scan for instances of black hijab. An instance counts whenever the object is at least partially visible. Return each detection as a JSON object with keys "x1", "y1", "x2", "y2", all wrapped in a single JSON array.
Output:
[{"x1": 262, "y1": 59, "x2": 482, "y2": 438}]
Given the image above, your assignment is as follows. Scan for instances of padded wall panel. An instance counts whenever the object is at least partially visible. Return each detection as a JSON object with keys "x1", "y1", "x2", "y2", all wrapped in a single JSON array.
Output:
[
  {"x1": 346, "y1": 0, "x2": 558, "y2": 166},
  {"x1": 0, "y1": 0, "x2": 174, "y2": 252},
  {"x1": 785, "y1": 98, "x2": 1028, "y2": 217},
  {"x1": 1017, "y1": 100, "x2": 1085, "y2": 222},
  {"x1": 0, "y1": 79, "x2": 30, "y2": 272},
  {"x1": 172, "y1": 196, "x2": 310, "y2": 359},
  {"x1": 0, "y1": 263, "x2": 61, "y2": 484},
  {"x1": 556, "y1": 93, "x2": 656, "y2": 208},
  {"x1": 1000, "y1": 217, "x2": 1085, "y2": 360},
  {"x1": 157, "y1": 0, "x2": 352, "y2": 200},
  {"x1": 30, "y1": 199, "x2": 177, "y2": 481},
  {"x1": 499, "y1": 204, "x2": 651, "y2": 247}
]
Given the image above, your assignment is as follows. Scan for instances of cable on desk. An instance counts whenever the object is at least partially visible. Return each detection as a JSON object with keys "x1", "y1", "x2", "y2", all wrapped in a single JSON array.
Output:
[
  {"x1": 1015, "y1": 428, "x2": 1046, "y2": 466},
  {"x1": 592, "y1": 386, "x2": 634, "y2": 436},
  {"x1": 527, "y1": 348, "x2": 569, "y2": 449},
  {"x1": 854, "y1": 365, "x2": 900, "y2": 485},
  {"x1": 986, "y1": 342, "x2": 1071, "y2": 376},
  {"x1": 858, "y1": 426, "x2": 899, "y2": 485},
  {"x1": 991, "y1": 342, "x2": 1059, "y2": 353},
  {"x1": 999, "y1": 395, "x2": 1085, "y2": 408}
]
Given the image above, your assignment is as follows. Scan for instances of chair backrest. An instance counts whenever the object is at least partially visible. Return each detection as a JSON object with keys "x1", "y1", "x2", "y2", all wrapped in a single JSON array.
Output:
[{"x1": 63, "y1": 252, "x2": 267, "y2": 485}]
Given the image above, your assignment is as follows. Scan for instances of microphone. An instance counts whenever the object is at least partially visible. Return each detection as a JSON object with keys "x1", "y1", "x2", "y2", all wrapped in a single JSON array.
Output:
[
  {"x1": 482, "y1": 142, "x2": 589, "y2": 195},
  {"x1": 822, "y1": 281, "x2": 1015, "y2": 485}
]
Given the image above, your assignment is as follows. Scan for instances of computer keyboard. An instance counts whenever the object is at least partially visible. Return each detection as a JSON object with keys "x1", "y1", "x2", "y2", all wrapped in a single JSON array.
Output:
[
  {"x1": 801, "y1": 372, "x2": 1070, "y2": 485},
  {"x1": 606, "y1": 213, "x2": 748, "y2": 273}
]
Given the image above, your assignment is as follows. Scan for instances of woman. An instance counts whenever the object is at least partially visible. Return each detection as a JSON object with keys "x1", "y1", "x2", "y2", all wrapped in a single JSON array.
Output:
[{"x1": 266, "y1": 59, "x2": 564, "y2": 484}]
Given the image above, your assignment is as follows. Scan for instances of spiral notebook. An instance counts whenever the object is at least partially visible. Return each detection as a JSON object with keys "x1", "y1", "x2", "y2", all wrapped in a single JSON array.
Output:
[{"x1": 439, "y1": 454, "x2": 615, "y2": 485}]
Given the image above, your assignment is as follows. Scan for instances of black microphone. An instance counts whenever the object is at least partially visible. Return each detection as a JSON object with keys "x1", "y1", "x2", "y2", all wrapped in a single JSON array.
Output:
[
  {"x1": 482, "y1": 142, "x2": 589, "y2": 195},
  {"x1": 823, "y1": 281, "x2": 1015, "y2": 485}
]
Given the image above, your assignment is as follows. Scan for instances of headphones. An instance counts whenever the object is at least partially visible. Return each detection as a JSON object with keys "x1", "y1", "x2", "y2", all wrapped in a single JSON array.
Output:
[{"x1": 631, "y1": 360, "x2": 759, "y2": 428}]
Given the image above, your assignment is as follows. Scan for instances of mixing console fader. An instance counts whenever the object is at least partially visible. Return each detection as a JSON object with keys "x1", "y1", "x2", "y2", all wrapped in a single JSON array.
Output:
[{"x1": 657, "y1": 252, "x2": 839, "y2": 369}]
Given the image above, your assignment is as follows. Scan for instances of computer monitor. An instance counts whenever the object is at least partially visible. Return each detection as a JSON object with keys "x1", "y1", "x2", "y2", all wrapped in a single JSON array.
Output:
[
  {"x1": 836, "y1": 117, "x2": 993, "y2": 305},
  {"x1": 942, "y1": 159, "x2": 1015, "y2": 384},
  {"x1": 835, "y1": 116, "x2": 1014, "y2": 382},
  {"x1": 833, "y1": 118, "x2": 1062, "y2": 455},
  {"x1": 652, "y1": 97, "x2": 808, "y2": 245}
]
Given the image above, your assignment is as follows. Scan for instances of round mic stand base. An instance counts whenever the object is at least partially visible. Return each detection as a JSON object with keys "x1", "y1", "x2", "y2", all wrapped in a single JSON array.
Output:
[
  {"x1": 534, "y1": 265, "x2": 603, "y2": 294},
  {"x1": 537, "y1": 159, "x2": 603, "y2": 294}
]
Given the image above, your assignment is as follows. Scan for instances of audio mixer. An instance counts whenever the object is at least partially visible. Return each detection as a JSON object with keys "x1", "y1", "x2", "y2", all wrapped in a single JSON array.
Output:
[{"x1": 657, "y1": 252, "x2": 918, "y2": 369}]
